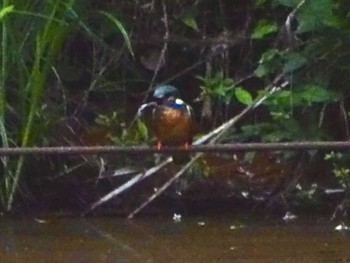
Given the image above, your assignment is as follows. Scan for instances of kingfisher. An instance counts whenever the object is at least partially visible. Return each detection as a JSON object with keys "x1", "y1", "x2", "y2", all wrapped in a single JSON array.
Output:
[{"x1": 137, "y1": 85, "x2": 195, "y2": 163}]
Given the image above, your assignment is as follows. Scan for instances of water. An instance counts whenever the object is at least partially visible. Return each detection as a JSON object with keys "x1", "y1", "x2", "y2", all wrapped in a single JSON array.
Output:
[{"x1": 0, "y1": 215, "x2": 349, "y2": 263}]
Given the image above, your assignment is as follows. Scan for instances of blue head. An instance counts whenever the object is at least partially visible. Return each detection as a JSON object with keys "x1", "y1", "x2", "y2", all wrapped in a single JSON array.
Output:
[{"x1": 153, "y1": 85, "x2": 181, "y2": 100}]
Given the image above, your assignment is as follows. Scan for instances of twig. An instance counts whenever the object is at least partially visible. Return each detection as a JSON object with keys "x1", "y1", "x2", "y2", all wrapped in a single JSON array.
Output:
[
  {"x1": 268, "y1": 151, "x2": 307, "y2": 208},
  {"x1": 275, "y1": 0, "x2": 306, "y2": 47},
  {"x1": 127, "y1": 154, "x2": 202, "y2": 219},
  {"x1": 127, "y1": 1, "x2": 169, "y2": 130},
  {"x1": 84, "y1": 157, "x2": 172, "y2": 215},
  {"x1": 147, "y1": 1, "x2": 169, "y2": 93},
  {"x1": 284, "y1": 0, "x2": 305, "y2": 47}
]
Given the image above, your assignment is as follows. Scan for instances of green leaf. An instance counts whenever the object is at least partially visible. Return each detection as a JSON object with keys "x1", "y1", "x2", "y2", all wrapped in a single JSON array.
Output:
[
  {"x1": 254, "y1": 64, "x2": 269, "y2": 77},
  {"x1": 258, "y1": 48, "x2": 280, "y2": 64},
  {"x1": 255, "y1": 49, "x2": 281, "y2": 77},
  {"x1": 298, "y1": 84, "x2": 339, "y2": 104},
  {"x1": 136, "y1": 119, "x2": 149, "y2": 141},
  {"x1": 252, "y1": 20, "x2": 278, "y2": 39},
  {"x1": 296, "y1": 0, "x2": 339, "y2": 33},
  {"x1": 265, "y1": 90, "x2": 294, "y2": 111},
  {"x1": 0, "y1": 5, "x2": 14, "y2": 20},
  {"x1": 283, "y1": 52, "x2": 307, "y2": 73},
  {"x1": 235, "y1": 87, "x2": 253, "y2": 105},
  {"x1": 100, "y1": 11, "x2": 134, "y2": 58},
  {"x1": 182, "y1": 14, "x2": 199, "y2": 31}
]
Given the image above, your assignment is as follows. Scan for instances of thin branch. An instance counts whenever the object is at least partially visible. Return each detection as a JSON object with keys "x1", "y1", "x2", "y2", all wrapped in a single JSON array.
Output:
[
  {"x1": 143, "y1": 1, "x2": 169, "y2": 102},
  {"x1": 0, "y1": 141, "x2": 349, "y2": 156},
  {"x1": 85, "y1": 158, "x2": 172, "y2": 215},
  {"x1": 127, "y1": 154, "x2": 202, "y2": 219},
  {"x1": 127, "y1": 1, "x2": 169, "y2": 130},
  {"x1": 285, "y1": 0, "x2": 305, "y2": 36},
  {"x1": 274, "y1": 0, "x2": 306, "y2": 49}
]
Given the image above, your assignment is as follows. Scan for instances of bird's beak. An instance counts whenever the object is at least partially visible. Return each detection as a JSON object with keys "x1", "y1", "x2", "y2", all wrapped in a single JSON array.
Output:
[{"x1": 137, "y1": 102, "x2": 157, "y2": 117}]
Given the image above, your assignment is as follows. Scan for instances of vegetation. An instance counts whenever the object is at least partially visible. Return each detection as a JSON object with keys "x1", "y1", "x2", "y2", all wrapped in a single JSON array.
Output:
[
  {"x1": 0, "y1": 0, "x2": 350, "y2": 216},
  {"x1": 0, "y1": 0, "x2": 133, "y2": 211}
]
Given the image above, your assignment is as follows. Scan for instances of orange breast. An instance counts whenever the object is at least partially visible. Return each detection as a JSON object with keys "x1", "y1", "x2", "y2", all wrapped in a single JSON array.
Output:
[{"x1": 152, "y1": 107, "x2": 193, "y2": 146}]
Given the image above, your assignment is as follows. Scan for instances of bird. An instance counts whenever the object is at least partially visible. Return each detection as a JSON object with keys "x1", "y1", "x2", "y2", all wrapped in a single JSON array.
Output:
[{"x1": 137, "y1": 85, "x2": 195, "y2": 163}]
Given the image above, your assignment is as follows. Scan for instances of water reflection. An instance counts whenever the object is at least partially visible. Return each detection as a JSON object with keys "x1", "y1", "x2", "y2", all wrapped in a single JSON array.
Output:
[{"x1": 0, "y1": 215, "x2": 349, "y2": 263}]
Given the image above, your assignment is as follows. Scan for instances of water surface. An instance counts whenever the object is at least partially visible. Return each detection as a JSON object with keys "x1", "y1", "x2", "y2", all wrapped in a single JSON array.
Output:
[{"x1": 0, "y1": 215, "x2": 349, "y2": 262}]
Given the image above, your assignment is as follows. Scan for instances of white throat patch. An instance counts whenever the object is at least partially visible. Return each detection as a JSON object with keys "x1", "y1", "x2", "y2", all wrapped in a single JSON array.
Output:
[{"x1": 175, "y1": 98, "x2": 184, "y2": 105}]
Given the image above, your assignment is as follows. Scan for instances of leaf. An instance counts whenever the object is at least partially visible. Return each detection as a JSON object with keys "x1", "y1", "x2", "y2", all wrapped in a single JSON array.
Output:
[
  {"x1": 235, "y1": 87, "x2": 253, "y2": 106},
  {"x1": 252, "y1": 20, "x2": 278, "y2": 39},
  {"x1": 100, "y1": 11, "x2": 134, "y2": 58},
  {"x1": 283, "y1": 52, "x2": 307, "y2": 73},
  {"x1": 275, "y1": 0, "x2": 340, "y2": 33},
  {"x1": 267, "y1": 90, "x2": 292, "y2": 105},
  {"x1": 298, "y1": 85, "x2": 339, "y2": 104},
  {"x1": 0, "y1": 5, "x2": 14, "y2": 20},
  {"x1": 182, "y1": 14, "x2": 199, "y2": 32},
  {"x1": 136, "y1": 119, "x2": 149, "y2": 141},
  {"x1": 296, "y1": 0, "x2": 339, "y2": 33},
  {"x1": 258, "y1": 48, "x2": 280, "y2": 64},
  {"x1": 255, "y1": 49, "x2": 281, "y2": 77},
  {"x1": 254, "y1": 64, "x2": 269, "y2": 77}
]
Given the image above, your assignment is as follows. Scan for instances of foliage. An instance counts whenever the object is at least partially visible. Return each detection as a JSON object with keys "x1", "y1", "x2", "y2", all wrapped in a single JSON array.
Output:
[
  {"x1": 94, "y1": 112, "x2": 149, "y2": 144},
  {"x1": 0, "y1": 0, "x2": 133, "y2": 211},
  {"x1": 237, "y1": 0, "x2": 348, "y2": 143},
  {"x1": 197, "y1": 71, "x2": 253, "y2": 121},
  {"x1": 251, "y1": 19, "x2": 278, "y2": 39},
  {"x1": 325, "y1": 152, "x2": 350, "y2": 189},
  {"x1": 1, "y1": 0, "x2": 76, "y2": 211}
]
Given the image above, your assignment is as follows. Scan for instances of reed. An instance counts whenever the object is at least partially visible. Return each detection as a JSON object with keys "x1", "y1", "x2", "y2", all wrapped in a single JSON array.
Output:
[
  {"x1": 0, "y1": 0, "x2": 72, "y2": 211},
  {"x1": 0, "y1": 0, "x2": 133, "y2": 211}
]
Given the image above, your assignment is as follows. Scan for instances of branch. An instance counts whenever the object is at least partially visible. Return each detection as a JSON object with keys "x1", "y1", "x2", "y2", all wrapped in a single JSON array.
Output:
[
  {"x1": 127, "y1": 154, "x2": 202, "y2": 219},
  {"x1": 85, "y1": 157, "x2": 172, "y2": 215},
  {"x1": 0, "y1": 141, "x2": 349, "y2": 156}
]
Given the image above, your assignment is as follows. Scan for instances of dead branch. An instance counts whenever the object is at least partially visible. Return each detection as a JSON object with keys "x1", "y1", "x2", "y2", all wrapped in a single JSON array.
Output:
[
  {"x1": 127, "y1": 154, "x2": 202, "y2": 219},
  {"x1": 85, "y1": 158, "x2": 172, "y2": 215}
]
